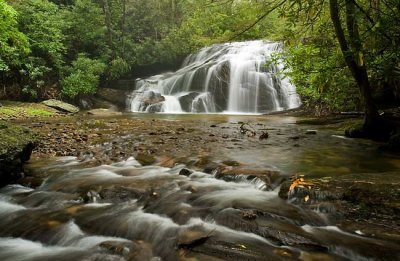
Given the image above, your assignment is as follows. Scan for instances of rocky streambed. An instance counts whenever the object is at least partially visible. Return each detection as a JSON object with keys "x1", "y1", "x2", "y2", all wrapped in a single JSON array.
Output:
[{"x1": 1, "y1": 113, "x2": 399, "y2": 260}]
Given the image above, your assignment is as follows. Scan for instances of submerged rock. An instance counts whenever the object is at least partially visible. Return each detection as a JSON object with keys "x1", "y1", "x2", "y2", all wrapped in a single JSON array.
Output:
[
  {"x1": 135, "y1": 153, "x2": 156, "y2": 166},
  {"x1": 215, "y1": 166, "x2": 283, "y2": 190},
  {"x1": 87, "y1": 109, "x2": 122, "y2": 117}
]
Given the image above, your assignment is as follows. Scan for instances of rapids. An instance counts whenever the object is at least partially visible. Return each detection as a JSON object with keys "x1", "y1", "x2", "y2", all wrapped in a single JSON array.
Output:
[
  {"x1": 1, "y1": 114, "x2": 399, "y2": 260},
  {"x1": 127, "y1": 41, "x2": 301, "y2": 114}
]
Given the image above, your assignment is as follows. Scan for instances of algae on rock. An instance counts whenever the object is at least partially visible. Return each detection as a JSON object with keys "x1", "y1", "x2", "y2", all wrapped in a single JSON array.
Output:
[{"x1": 0, "y1": 121, "x2": 37, "y2": 187}]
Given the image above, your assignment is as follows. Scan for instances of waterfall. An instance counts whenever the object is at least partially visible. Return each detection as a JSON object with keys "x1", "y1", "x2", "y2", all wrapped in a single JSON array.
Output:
[{"x1": 127, "y1": 40, "x2": 301, "y2": 114}]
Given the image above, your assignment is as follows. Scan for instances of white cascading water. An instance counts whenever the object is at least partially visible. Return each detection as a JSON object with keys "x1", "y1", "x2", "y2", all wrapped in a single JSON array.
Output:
[{"x1": 127, "y1": 40, "x2": 301, "y2": 114}]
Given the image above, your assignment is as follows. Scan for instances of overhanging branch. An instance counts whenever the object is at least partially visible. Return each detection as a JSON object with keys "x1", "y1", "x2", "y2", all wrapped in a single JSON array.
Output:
[{"x1": 229, "y1": 0, "x2": 287, "y2": 41}]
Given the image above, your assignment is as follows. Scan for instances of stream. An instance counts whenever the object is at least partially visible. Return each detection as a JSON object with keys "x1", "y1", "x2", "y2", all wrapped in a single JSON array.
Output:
[{"x1": 0, "y1": 114, "x2": 399, "y2": 260}]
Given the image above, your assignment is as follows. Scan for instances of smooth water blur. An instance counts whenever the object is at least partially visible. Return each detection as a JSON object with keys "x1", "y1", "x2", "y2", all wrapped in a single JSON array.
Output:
[{"x1": 1, "y1": 114, "x2": 399, "y2": 260}]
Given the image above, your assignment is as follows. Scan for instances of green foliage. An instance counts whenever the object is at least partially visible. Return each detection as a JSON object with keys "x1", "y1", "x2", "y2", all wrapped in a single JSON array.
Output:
[
  {"x1": 1, "y1": 0, "x2": 398, "y2": 112},
  {"x1": 62, "y1": 0, "x2": 108, "y2": 60},
  {"x1": 61, "y1": 55, "x2": 106, "y2": 98},
  {"x1": 106, "y1": 57, "x2": 130, "y2": 80},
  {"x1": 283, "y1": 43, "x2": 360, "y2": 112},
  {"x1": 0, "y1": 0, "x2": 30, "y2": 73},
  {"x1": 277, "y1": 0, "x2": 400, "y2": 112},
  {"x1": 13, "y1": 0, "x2": 65, "y2": 72},
  {"x1": 19, "y1": 57, "x2": 51, "y2": 99}
]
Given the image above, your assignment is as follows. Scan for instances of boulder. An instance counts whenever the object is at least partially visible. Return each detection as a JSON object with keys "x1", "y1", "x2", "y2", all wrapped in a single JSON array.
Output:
[
  {"x1": 178, "y1": 92, "x2": 200, "y2": 112},
  {"x1": 42, "y1": 99, "x2": 79, "y2": 113},
  {"x1": 96, "y1": 88, "x2": 128, "y2": 108},
  {"x1": 0, "y1": 121, "x2": 37, "y2": 187},
  {"x1": 129, "y1": 91, "x2": 165, "y2": 112},
  {"x1": 278, "y1": 173, "x2": 400, "y2": 243},
  {"x1": 141, "y1": 91, "x2": 165, "y2": 108}
]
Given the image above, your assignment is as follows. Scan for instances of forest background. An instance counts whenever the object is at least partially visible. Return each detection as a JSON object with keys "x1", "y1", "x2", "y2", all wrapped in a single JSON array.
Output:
[{"x1": 1, "y1": 0, "x2": 399, "y2": 125}]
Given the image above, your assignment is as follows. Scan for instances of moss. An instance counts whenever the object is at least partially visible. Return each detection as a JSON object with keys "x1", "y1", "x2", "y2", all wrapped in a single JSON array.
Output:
[
  {"x1": 0, "y1": 107, "x2": 18, "y2": 117},
  {"x1": 26, "y1": 108, "x2": 55, "y2": 117},
  {"x1": 0, "y1": 100, "x2": 57, "y2": 119},
  {"x1": 0, "y1": 121, "x2": 37, "y2": 159}
]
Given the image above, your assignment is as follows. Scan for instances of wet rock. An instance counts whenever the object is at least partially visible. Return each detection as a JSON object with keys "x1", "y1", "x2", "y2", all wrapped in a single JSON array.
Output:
[
  {"x1": 305, "y1": 130, "x2": 317, "y2": 135},
  {"x1": 99, "y1": 186, "x2": 148, "y2": 203},
  {"x1": 215, "y1": 166, "x2": 282, "y2": 190},
  {"x1": 84, "y1": 190, "x2": 101, "y2": 203},
  {"x1": 202, "y1": 162, "x2": 220, "y2": 174},
  {"x1": 146, "y1": 102, "x2": 163, "y2": 113},
  {"x1": 157, "y1": 156, "x2": 176, "y2": 168},
  {"x1": 241, "y1": 210, "x2": 257, "y2": 220},
  {"x1": 259, "y1": 131, "x2": 269, "y2": 140},
  {"x1": 278, "y1": 173, "x2": 400, "y2": 242},
  {"x1": 179, "y1": 168, "x2": 193, "y2": 177},
  {"x1": 96, "y1": 88, "x2": 128, "y2": 108},
  {"x1": 129, "y1": 240, "x2": 156, "y2": 261},
  {"x1": 42, "y1": 99, "x2": 79, "y2": 113},
  {"x1": 214, "y1": 208, "x2": 323, "y2": 250},
  {"x1": 221, "y1": 160, "x2": 241, "y2": 167},
  {"x1": 134, "y1": 91, "x2": 165, "y2": 111},
  {"x1": 135, "y1": 153, "x2": 156, "y2": 166},
  {"x1": 99, "y1": 241, "x2": 131, "y2": 256},
  {"x1": 178, "y1": 92, "x2": 200, "y2": 112},
  {"x1": 177, "y1": 225, "x2": 213, "y2": 248},
  {"x1": 278, "y1": 177, "x2": 341, "y2": 202}
]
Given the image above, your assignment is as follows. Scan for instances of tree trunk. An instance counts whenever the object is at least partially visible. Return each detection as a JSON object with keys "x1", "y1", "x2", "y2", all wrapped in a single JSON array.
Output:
[{"x1": 329, "y1": 0, "x2": 381, "y2": 132}]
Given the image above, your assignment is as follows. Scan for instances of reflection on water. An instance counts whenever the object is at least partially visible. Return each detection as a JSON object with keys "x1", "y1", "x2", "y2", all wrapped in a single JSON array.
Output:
[
  {"x1": 1, "y1": 114, "x2": 399, "y2": 260},
  {"x1": 130, "y1": 113, "x2": 400, "y2": 177}
]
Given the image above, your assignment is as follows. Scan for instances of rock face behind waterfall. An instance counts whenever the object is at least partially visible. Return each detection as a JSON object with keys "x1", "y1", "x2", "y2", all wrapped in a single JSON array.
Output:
[{"x1": 127, "y1": 40, "x2": 301, "y2": 114}]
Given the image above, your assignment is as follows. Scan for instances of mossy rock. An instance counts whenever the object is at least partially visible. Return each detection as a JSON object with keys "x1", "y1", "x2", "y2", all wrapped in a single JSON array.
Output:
[
  {"x1": 42, "y1": 99, "x2": 79, "y2": 113},
  {"x1": 344, "y1": 122, "x2": 365, "y2": 138},
  {"x1": 0, "y1": 121, "x2": 37, "y2": 187}
]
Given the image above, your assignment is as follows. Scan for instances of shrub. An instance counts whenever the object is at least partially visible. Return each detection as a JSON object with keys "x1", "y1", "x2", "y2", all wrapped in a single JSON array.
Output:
[{"x1": 61, "y1": 54, "x2": 105, "y2": 98}]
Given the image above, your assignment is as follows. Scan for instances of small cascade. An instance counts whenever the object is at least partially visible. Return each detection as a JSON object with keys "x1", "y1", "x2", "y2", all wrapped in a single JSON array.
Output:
[
  {"x1": 162, "y1": 96, "x2": 183, "y2": 113},
  {"x1": 127, "y1": 40, "x2": 301, "y2": 114}
]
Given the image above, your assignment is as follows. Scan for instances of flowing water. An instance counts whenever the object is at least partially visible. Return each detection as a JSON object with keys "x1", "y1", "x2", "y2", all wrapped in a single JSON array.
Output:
[
  {"x1": 1, "y1": 114, "x2": 399, "y2": 260},
  {"x1": 127, "y1": 41, "x2": 301, "y2": 114}
]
